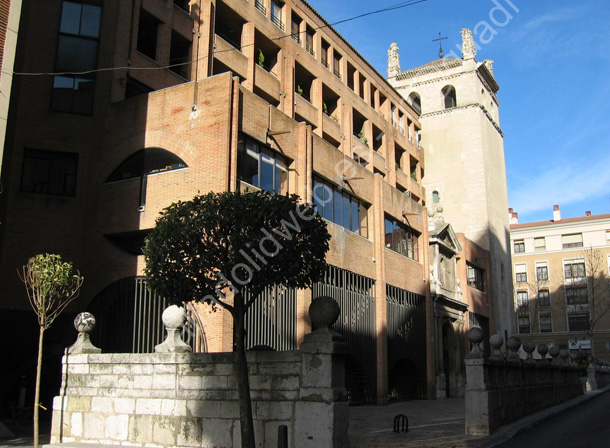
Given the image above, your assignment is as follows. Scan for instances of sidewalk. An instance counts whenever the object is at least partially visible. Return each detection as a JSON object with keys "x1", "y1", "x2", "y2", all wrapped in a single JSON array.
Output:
[
  {"x1": 1, "y1": 386, "x2": 608, "y2": 448},
  {"x1": 349, "y1": 385, "x2": 610, "y2": 448}
]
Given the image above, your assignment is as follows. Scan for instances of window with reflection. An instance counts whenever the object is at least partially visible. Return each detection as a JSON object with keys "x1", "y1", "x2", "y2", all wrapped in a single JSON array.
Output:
[
  {"x1": 238, "y1": 138, "x2": 289, "y2": 195},
  {"x1": 21, "y1": 149, "x2": 78, "y2": 196},
  {"x1": 312, "y1": 176, "x2": 368, "y2": 238},
  {"x1": 384, "y1": 215, "x2": 419, "y2": 260},
  {"x1": 52, "y1": 1, "x2": 101, "y2": 114}
]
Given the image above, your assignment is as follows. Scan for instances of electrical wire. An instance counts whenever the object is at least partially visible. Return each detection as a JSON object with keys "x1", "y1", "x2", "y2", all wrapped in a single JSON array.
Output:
[{"x1": 11, "y1": 0, "x2": 428, "y2": 77}]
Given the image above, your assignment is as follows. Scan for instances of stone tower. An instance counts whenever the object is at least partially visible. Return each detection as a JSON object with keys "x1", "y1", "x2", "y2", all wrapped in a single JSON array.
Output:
[{"x1": 388, "y1": 29, "x2": 513, "y2": 337}]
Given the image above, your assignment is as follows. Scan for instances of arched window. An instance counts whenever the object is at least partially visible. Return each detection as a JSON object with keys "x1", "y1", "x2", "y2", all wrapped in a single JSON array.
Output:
[
  {"x1": 106, "y1": 147, "x2": 187, "y2": 182},
  {"x1": 442, "y1": 85, "x2": 456, "y2": 109},
  {"x1": 408, "y1": 92, "x2": 421, "y2": 114},
  {"x1": 106, "y1": 147, "x2": 188, "y2": 210}
]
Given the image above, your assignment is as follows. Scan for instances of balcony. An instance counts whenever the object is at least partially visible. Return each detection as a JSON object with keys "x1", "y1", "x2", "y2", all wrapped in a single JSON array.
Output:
[
  {"x1": 214, "y1": 35, "x2": 248, "y2": 79},
  {"x1": 322, "y1": 113, "x2": 341, "y2": 143},
  {"x1": 295, "y1": 94, "x2": 318, "y2": 127},
  {"x1": 254, "y1": 64, "x2": 280, "y2": 102},
  {"x1": 305, "y1": 44, "x2": 315, "y2": 57}
]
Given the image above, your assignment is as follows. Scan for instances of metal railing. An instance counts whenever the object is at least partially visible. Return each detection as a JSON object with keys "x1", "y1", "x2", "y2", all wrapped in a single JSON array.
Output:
[
  {"x1": 271, "y1": 13, "x2": 284, "y2": 31},
  {"x1": 305, "y1": 43, "x2": 315, "y2": 57},
  {"x1": 255, "y1": 0, "x2": 266, "y2": 15}
]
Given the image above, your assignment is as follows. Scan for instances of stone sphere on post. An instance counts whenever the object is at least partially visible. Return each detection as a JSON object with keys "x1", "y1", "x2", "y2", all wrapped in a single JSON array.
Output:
[
  {"x1": 559, "y1": 349, "x2": 569, "y2": 365},
  {"x1": 467, "y1": 326, "x2": 484, "y2": 356},
  {"x1": 309, "y1": 296, "x2": 340, "y2": 331},
  {"x1": 506, "y1": 336, "x2": 521, "y2": 360},
  {"x1": 68, "y1": 312, "x2": 101, "y2": 354},
  {"x1": 537, "y1": 344, "x2": 549, "y2": 362},
  {"x1": 154, "y1": 305, "x2": 192, "y2": 353},
  {"x1": 489, "y1": 332, "x2": 504, "y2": 360},
  {"x1": 549, "y1": 345, "x2": 560, "y2": 363},
  {"x1": 522, "y1": 340, "x2": 536, "y2": 361},
  {"x1": 74, "y1": 312, "x2": 96, "y2": 334}
]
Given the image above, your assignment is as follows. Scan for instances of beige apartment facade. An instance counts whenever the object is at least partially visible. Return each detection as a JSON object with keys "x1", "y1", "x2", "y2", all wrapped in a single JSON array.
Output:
[{"x1": 510, "y1": 206, "x2": 610, "y2": 361}]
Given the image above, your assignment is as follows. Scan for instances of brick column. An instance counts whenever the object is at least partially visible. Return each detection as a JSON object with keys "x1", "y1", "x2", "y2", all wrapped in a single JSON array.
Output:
[
  {"x1": 242, "y1": 22, "x2": 256, "y2": 91},
  {"x1": 373, "y1": 174, "x2": 388, "y2": 404}
]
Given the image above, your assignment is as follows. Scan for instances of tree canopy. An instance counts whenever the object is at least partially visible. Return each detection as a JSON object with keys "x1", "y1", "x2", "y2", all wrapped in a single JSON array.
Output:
[{"x1": 143, "y1": 190, "x2": 330, "y2": 311}]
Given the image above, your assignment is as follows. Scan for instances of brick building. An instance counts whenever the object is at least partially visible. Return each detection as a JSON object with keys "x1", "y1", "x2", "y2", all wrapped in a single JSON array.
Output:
[
  {"x1": 510, "y1": 206, "x2": 610, "y2": 362},
  {"x1": 0, "y1": 0, "x2": 433, "y2": 408}
]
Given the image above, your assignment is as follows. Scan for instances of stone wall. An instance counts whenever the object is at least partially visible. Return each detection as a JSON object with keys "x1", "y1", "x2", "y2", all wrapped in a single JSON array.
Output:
[
  {"x1": 48, "y1": 306, "x2": 350, "y2": 448},
  {"x1": 465, "y1": 330, "x2": 582, "y2": 435}
]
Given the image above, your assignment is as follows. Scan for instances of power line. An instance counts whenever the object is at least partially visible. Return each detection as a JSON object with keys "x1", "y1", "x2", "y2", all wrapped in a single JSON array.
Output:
[{"x1": 12, "y1": 0, "x2": 428, "y2": 77}]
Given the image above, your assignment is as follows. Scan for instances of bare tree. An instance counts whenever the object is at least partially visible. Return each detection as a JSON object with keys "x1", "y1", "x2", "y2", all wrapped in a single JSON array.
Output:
[
  {"x1": 19, "y1": 254, "x2": 84, "y2": 448},
  {"x1": 562, "y1": 247, "x2": 610, "y2": 355}
]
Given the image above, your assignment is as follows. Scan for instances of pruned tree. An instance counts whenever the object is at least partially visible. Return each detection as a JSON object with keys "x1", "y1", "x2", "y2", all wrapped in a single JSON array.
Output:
[
  {"x1": 143, "y1": 190, "x2": 330, "y2": 448},
  {"x1": 19, "y1": 254, "x2": 84, "y2": 448}
]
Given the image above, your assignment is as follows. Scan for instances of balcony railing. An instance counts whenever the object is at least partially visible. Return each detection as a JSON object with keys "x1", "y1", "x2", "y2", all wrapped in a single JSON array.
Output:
[
  {"x1": 333, "y1": 68, "x2": 341, "y2": 80},
  {"x1": 321, "y1": 57, "x2": 328, "y2": 69},
  {"x1": 291, "y1": 34, "x2": 301, "y2": 45},
  {"x1": 255, "y1": 0, "x2": 266, "y2": 15},
  {"x1": 271, "y1": 14, "x2": 284, "y2": 31},
  {"x1": 306, "y1": 44, "x2": 315, "y2": 57}
]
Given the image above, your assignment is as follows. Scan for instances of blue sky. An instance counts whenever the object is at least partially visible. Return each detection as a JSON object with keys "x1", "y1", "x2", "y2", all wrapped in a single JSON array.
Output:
[{"x1": 305, "y1": 0, "x2": 610, "y2": 223}]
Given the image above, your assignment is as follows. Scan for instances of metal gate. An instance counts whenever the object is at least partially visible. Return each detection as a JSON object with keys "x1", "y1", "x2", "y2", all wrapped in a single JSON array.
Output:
[
  {"x1": 386, "y1": 284, "x2": 426, "y2": 399},
  {"x1": 313, "y1": 264, "x2": 376, "y2": 404},
  {"x1": 87, "y1": 277, "x2": 206, "y2": 353},
  {"x1": 244, "y1": 285, "x2": 297, "y2": 351}
]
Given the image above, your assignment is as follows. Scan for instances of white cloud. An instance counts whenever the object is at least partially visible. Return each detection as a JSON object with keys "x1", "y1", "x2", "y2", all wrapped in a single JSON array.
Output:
[{"x1": 509, "y1": 150, "x2": 610, "y2": 216}]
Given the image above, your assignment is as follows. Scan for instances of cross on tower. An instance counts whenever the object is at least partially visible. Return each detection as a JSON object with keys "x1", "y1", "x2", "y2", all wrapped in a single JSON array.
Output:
[{"x1": 433, "y1": 32, "x2": 448, "y2": 59}]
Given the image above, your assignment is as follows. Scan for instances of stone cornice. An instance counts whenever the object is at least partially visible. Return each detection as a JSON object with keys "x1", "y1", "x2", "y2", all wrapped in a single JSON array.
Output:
[
  {"x1": 421, "y1": 103, "x2": 504, "y2": 137},
  {"x1": 394, "y1": 58, "x2": 463, "y2": 81}
]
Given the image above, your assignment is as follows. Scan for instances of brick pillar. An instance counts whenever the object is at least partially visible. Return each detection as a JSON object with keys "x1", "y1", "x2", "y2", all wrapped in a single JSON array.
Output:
[
  {"x1": 195, "y1": 0, "x2": 215, "y2": 79},
  {"x1": 242, "y1": 22, "x2": 255, "y2": 91},
  {"x1": 373, "y1": 174, "x2": 388, "y2": 404}
]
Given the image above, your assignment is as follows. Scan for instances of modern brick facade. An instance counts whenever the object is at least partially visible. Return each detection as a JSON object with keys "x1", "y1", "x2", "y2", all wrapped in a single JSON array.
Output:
[{"x1": 0, "y1": 0, "x2": 431, "y2": 407}]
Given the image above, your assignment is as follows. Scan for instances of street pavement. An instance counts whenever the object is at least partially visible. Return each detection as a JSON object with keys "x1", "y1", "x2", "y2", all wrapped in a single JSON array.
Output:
[{"x1": 1, "y1": 386, "x2": 608, "y2": 448}]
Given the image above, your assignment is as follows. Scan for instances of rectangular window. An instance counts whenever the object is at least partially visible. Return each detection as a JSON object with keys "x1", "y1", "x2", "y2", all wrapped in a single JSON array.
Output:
[
  {"x1": 174, "y1": 0, "x2": 189, "y2": 11},
  {"x1": 562, "y1": 233, "x2": 583, "y2": 249},
  {"x1": 564, "y1": 261, "x2": 586, "y2": 279},
  {"x1": 534, "y1": 237, "x2": 546, "y2": 251},
  {"x1": 21, "y1": 149, "x2": 78, "y2": 196},
  {"x1": 270, "y1": 0, "x2": 284, "y2": 31},
  {"x1": 333, "y1": 51, "x2": 342, "y2": 79},
  {"x1": 255, "y1": 0, "x2": 266, "y2": 14},
  {"x1": 538, "y1": 289, "x2": 551, "y2": 307},
  {"x1": 568, "y1": 312, "x2": 589, "y2": 332},
  {"x1": 514, "y1": 239, "x2": 525, "y2": 253},
  {"x1": 312, "y1": 176, "x2": 368, "y2": 238},
  {"x1": 539, "y1": 313, "x2": 552, "y2": 333},
  {"x1": 565, "y1": 286, "x2": 588, "y2": 305},
  {"x1": 52, "y1": 1, "x2": 101, "y2": 114},
  {"x1": 169, "y1": 30, "x2": 191, "y2": 78},
  {"x1": 516, "y1": 290, "x2": 529, "y2": 308},
  {"x1": 536, "y1": 264, "x2": 548, "y2": 281},
  {"x1": 514, "y1": 263, "x2": 527, "y2": 283},
  {"x1": 384, "y1": 216, "x2": 419, "y2": 261},
  {"x1": 467, "y1": 264, "x2": 484, "y2": 291},
  {"x1": 321, "y1": 40, "x2": 330, "y2": 68},
  {"x1": 518, "y1": 314, "x2": 530, "y2": 334},
  {"x1": 290, "y1": 14, "x2": 301, "y2": 45},
  {"x1": 238, "y1": 138, "x2": 289, "y2": 195},
  {"x1": 305, "y1": 26, "x2": 315, "y2": 57},
  {"x1": 137, "y1": 8, "x2": 159, "y2": 60},
  {"x1": 606, "y1": 230, "x2": 610, "y2": 244}
]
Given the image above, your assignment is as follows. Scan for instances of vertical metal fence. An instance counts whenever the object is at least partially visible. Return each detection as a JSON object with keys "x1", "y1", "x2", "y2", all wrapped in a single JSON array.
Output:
[
  {"x1": 244, "y1": 285, "x2": 297, "y2": 351},
  {"x1": 313, "y1": 264, "x2": 377, "y2": 404},
  {"x1": 87, "y1": 277, "x2": 206, "y2": 353},
  {"x1": 386, "y1": 284, "x2": 426, "y2": 399}
]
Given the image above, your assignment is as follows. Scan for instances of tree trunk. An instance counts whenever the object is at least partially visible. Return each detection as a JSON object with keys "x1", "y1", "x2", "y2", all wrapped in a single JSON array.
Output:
[
  {"x1": 34, "y1": 326, "x2": 44, "y2": 448},
  {"x1": 233, "y1": 294, "x2": 256, "y2": 447}
]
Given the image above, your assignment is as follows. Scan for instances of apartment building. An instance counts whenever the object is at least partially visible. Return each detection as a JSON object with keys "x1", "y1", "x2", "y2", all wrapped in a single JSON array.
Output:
[
  {"x1": 0, "y1": 0, "x2": 431, "y2": 407},
  {"x1": 510, "y1": 206, "x2": 610, "y2": 361}
]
